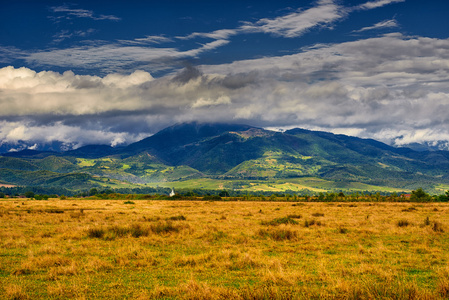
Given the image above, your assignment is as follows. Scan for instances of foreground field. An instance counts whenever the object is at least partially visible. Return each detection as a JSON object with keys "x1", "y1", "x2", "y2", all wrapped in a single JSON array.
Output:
[{"x1": 1, "y1": 199, "x2": 449, "y2": 299}]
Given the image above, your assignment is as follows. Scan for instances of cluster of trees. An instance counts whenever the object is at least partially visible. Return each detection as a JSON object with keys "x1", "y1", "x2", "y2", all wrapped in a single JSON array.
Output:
[{"x1": 1, "y1": 184, "x2": 448, "y2": 203}]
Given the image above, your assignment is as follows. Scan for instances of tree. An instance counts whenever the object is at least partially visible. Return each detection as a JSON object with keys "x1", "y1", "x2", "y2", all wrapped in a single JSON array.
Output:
[
  {"x1": 437, "y1": 190, "x2": 449, "y2": 202},
  {"x1": 0, "y1": 192, "x2": 5, "y2": 198},
  {"x1": 410, "y1": 188, "x2": 431, "y2": 202},
  {"x1": 219, "y1": 190, "x2": 230, "y2": 197},
  {"x1": 318, "y1": 192, "x2": 325, "y2": 201},
  {"x1": 89, "y1": 188, "x2": 98, "y2": 196},
  {"x1": 25, "y1": 191, "x2": 34, "y2": 199},
  {"x1": 34, "y1": 194, "x2": 49, "y2": 200}
]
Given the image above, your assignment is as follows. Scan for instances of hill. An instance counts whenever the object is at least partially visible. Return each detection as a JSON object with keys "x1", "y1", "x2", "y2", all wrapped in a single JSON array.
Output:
[{"x1": 2, "y1": 122, "x2": 449, "y2": 193}]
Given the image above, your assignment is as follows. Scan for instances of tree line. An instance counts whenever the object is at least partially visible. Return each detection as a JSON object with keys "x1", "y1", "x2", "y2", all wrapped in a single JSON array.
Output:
[{"x1": 1, "y1": 185, "x2": 448, "y2": 202}]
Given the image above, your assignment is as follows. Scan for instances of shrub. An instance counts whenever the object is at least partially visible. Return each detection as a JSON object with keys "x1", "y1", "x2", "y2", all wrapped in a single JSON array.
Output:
[
  {"x1": 34, "y1": 194, "x2": 49, "y2": 200},
  {"x1": 312, "y1": 212, "x2": 324, "y2": 217},
  {"x1": 47, "y1": 209, "x2": 64, "y2": 214},
  {"x1": 402, "y1": 207, "x2": 417, "y2": 212},
  {"x1": 124, "y1": 200, "x2": 135, "y2": 204},
  {"x1": 143, "y1": 216, "x2": 160, "y2": 222},
  {"x1": 433, "y1": 221, "x2": 444, "y2": 233},
  {"x1": 25, "y1": 191, "x2": 34, "y2": 199},
  {"x1": 87, "y1": 227, "x2": 105, "y2": 238},
  {"x1": 287, "y1": 214, "x2": 302, "y2": 219},
  {"x1": 397, "y1": 219, "x2": 410, "y2": 227},
  {"x1": 167, "y1": 215, "x2": 186, "y2": 221},
  {"x1": 338, "y1": 227, "x2": 348, "y2": 234},
  {"x1": 304, "y1": 219, "x2": 322, "y2": 227}
]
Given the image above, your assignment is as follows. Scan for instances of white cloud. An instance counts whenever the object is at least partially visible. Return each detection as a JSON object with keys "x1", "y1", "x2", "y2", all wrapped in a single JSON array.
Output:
[
  {"x1": 239, "y1": 0, "x2": 346, "y2": 38},
  {"x1": 180, "y1": 29, "x2": 238, "y2": 41},
  {"x1": 120, "y1": 35, "x2": 174, "y2": 45},
  {"x1": 2, "y1": 0, "x2": 408, "y2": 75},
  {"x1": 353, "y1": 19, "x2": 399, "y2": 33},
  {"x1": 49, "y1": 5, "x2": 120, "y2": 21},
  {"x1": 357, "y1": 0, "x2": 405, "y2": 10},
  {"x1": 191, "y1": 95, "x2": 231, "y2": 108},
  {"x1": 53, "y1": 29, "x2": 96, "y2": 43},
  {"x1": 2, "y1": 33, "x2": 449, "y2": 149},
  {"x1": 19, "y1": 39, "x2": 229, "y2": 74},
  {"x1": 0, "y1": 121, "x2": 144, "y2": 148},
  {"x1": 181, "y1": 0, "x2": 346, "y2": 41}
]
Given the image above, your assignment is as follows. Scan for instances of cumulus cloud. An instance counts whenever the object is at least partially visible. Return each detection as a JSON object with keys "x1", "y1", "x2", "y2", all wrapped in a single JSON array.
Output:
[{"x1": 2, "y1": 33, "x2": 449, "y2": 149}]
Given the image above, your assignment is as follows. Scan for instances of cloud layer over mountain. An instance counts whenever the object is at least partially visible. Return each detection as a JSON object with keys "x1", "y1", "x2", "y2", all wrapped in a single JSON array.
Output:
[
  {"x1": 2, "y1": 31, "x2": 449, "y2": 150},
  {"x1": 1, "y1": 0, "x2": 449, "y2": 151}
]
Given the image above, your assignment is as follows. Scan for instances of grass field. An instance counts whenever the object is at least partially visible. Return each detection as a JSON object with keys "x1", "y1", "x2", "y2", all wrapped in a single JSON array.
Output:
[
  {"x1": 146, "y1": 177, "x2": 407, "y2": 193},
  {"x1": 1, "y1": 199, "x2": 449, "y2": 299}
]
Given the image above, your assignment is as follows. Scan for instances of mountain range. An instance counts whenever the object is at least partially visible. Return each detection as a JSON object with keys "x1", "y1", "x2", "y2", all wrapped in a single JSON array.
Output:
[{"x1": 1, "y1": 122, "x2": 449, "y2": 193}]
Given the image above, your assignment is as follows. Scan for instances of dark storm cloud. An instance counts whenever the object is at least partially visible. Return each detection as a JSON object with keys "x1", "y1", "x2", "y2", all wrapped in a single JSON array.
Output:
[{"x1": 172, "y1": 64, "x2": 203, "y2": 83}]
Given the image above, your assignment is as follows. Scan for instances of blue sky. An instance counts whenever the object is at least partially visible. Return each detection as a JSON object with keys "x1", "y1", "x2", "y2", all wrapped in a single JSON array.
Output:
[{"x1": 1, "y1": 0, "x2": 449, "y2": 151}]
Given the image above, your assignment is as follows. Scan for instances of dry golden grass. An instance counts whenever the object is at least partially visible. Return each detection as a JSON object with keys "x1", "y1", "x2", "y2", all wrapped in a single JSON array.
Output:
[{"x1": 1, "y1": 199, "x2": 449, "y2": 299}]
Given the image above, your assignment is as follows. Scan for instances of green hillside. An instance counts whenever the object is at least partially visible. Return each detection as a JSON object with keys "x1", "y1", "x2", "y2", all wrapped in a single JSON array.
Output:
[
  {"x1": 0, "y1": 169, "x2": 98, "y2": 190},
  {"x1": 2, "y1": 122, "x2": 449, "y2": 193}
]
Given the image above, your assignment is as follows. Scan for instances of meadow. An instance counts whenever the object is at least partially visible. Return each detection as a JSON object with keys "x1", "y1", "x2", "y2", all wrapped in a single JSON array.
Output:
[{"x1": 1, "y1": 198, "x2": 449, "y2": 299}]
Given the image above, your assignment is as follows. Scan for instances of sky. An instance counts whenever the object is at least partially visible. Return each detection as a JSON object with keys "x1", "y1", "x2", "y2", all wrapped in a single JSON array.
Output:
[{"x1": 1, "y1": 0, "x2": 449, "y2": 151}]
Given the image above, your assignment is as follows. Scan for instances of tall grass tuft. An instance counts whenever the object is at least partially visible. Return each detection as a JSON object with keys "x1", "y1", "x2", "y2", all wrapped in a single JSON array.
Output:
[
  {"x1": 438, "y1": 268, "x2": 449, "y2": 298},
  {"x1": 86, "y1": 221, "x2": 184, "y2": 239},
  {"x1": 150, "y1": 221, "x2": 180, "y2": 234},
  {"x1": 4, "y1": 284, "x2": 29, "y2": 300},
  {"x1": 167, "y1": 215, "x2": 186, "y2": 221},
  {"x1": 396, "y1": 219, "x2": 410, "y2": 227},
  {"x1": 257, "y1": 228, "x2": 297, "y2": 241},
  {"x1": 130, "y1": 224, "x2": 150, "y2": 238},
  {"x1": 261, "y1": 217, "x2": 298, "y2": 226},
  {"x1": 433, "y1": 221, "x2": 444, "y2": 233},
  {"x1": 304, "y1": 219, "x2": 322, "y2": 227},
  {"x1": 87, "y1": 227, "x2": 105, "y2": 238},
  {"x1": 338, "y1": 226, "x2": 348, "y2": 234}
]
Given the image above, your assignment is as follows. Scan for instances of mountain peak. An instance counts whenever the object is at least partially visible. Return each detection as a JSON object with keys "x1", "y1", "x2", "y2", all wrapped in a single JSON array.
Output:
[{"x1": 123, "y1": 122, "x2": 258, "y2": 154}]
